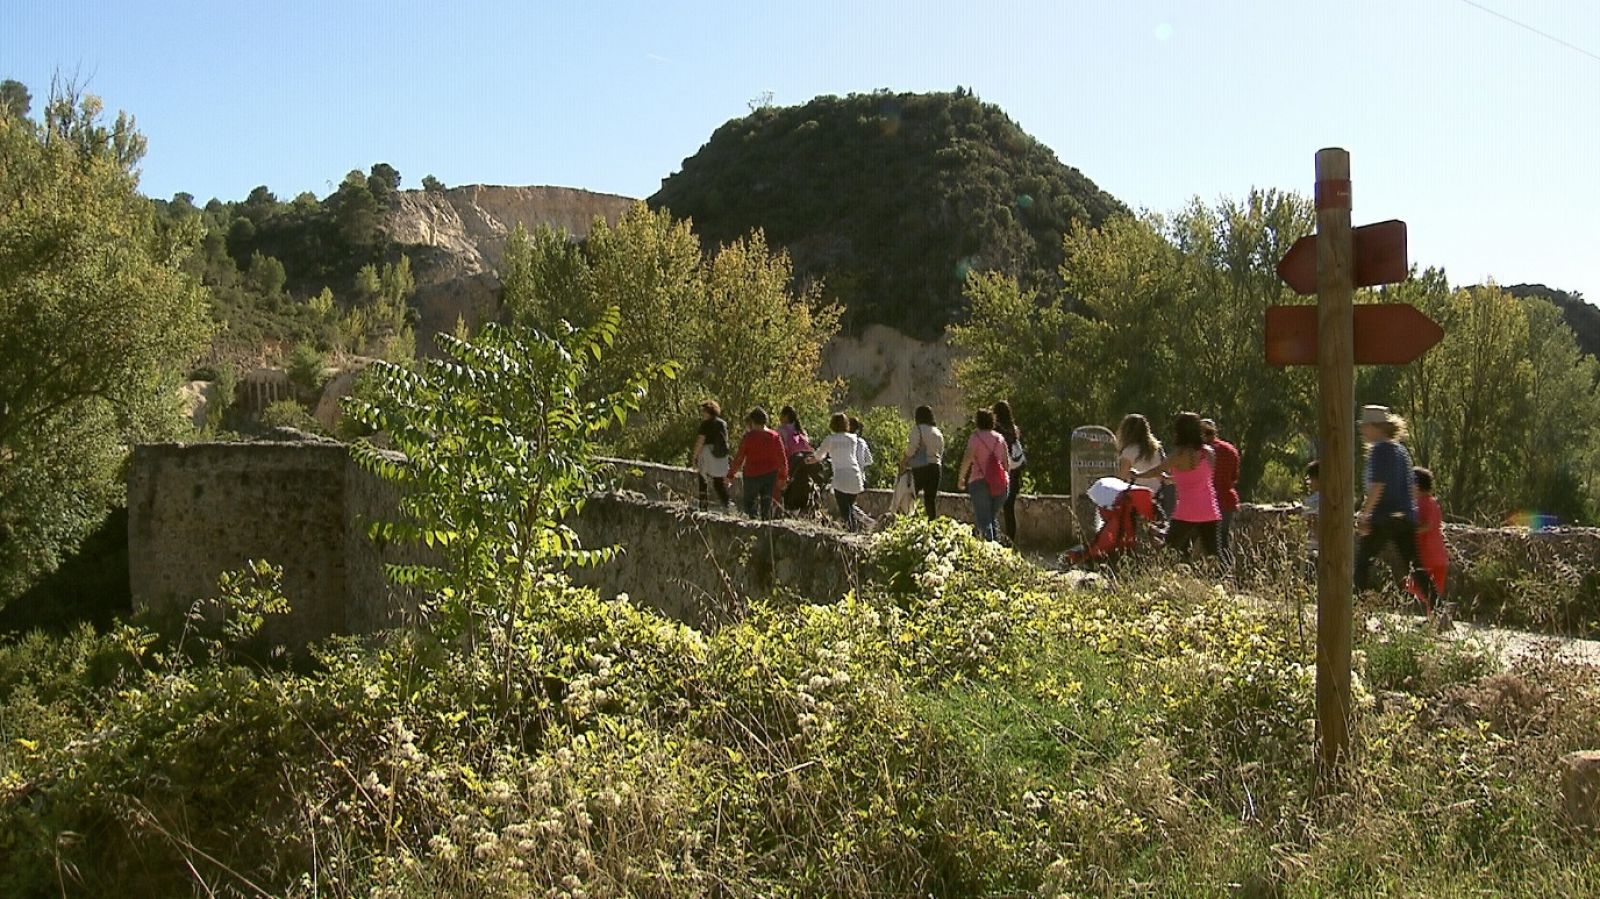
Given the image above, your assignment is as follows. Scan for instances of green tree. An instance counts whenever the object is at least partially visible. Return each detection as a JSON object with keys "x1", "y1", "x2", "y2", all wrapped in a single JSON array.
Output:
[
  {"x1": 695, "y1": 230, "x2": 840, "y2": 431},
  {"x1": 501, "y1": 209, "x2": 840, "y2": 460},
  {"x1": 952, "y1": 194, "x2": 1315, "y2": 496},
  {"x1": 1419, "y1": 285, "x2": 1531, "y2": 521},
  {"x1": 344, "y1": 312, "x2": 676, "y2": 657},
  {"x1": 333, "y1": 170, "x2": 380, "y2": 249},
  {"x1": 0, "y1": 86, "x2": 209, "y2": 600},
  {"x1": 244, "y1": 251, "x2": 287, "y2": 301},
  {"x1": 0, "y1": 79, "x2": 29, "y2": 119},
  {"x1": 502, "y1": 224, "x2": 594, "y2": 335},
  {"x1": 1518, "y1": 297, "x2": 1600, "y2": 521},
  {"x1": 367, "y1": 162, "x2": 401, "y2": 199},
  {"x1": 286, "y1": 343, "x2": 327, "y2": 403},
  {"x1": 421, "y1": 174, "x2": 446, "y2": 192}
]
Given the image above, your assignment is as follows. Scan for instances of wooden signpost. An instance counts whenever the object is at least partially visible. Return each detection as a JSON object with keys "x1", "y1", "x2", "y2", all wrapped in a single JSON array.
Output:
[{"x1": 1266, "y1": 149, "x2": 1442, "y2": 773}]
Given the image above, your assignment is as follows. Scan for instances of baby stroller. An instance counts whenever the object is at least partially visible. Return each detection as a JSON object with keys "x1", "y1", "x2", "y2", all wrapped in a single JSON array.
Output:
[
  {"x1": 1065, "y1": 478, "x2": 1158, "y2": 565},
  {"x1": 781, "y1": 453, "x2": 827, "y2": 515}
]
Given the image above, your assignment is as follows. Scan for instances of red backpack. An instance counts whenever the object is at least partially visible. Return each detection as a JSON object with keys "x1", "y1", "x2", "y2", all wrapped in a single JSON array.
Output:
[{"x1": 981, "y1": 432, "x2": 1010, "y2": 497}]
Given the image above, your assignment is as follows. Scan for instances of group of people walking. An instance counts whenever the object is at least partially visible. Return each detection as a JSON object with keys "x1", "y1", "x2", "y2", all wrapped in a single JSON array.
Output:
[
  {"x1": 1304, "y1": 405, "x2": 1446, "y2": 613},
  {"x1": 691, "y1": 403, "x2": 875, "y2": 529},
  {"x1": 691, "y1": 397, "x2": 1445, "y2": 610},
  {"x1": 1113, "y1": 411, "x2": 1242, "y2": 563},
  {"x1": 691, "y1": 400, "x2": 1024, "y2": 539}
]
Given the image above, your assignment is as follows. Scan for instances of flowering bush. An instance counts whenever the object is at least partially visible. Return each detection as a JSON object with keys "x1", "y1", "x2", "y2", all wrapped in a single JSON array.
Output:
[{"x1": 6, "y1": 398, "x2": 1600, "y2": 896}]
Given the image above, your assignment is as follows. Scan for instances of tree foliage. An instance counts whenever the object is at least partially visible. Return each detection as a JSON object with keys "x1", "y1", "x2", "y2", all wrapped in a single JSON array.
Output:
[
  {"x1": 1363, "y1": 278, "x2": 1600, "y2": 522},
  {"x1": 0, "y1": 79, "x2": 29, "y2": 119},
  {"x1": 954, "y1": 190, "x2": 1600, "y2": 521},
  {"x1": 650, "y1": 90, "x2": 1126, "y2": 337},
  {"x1": 1505, "y1": 283, "x2": 1600, "y2": 360},
  {"x1": 501, "y1": 204, "x2": 840, "y2": 460},
  {"x1": 152, "y1": 162, "x2": 411, "y2": 365},
  {"x1": 343, "y1": 312, "x2": 676, "y2": 646},
  {"x1": 0, "y1": 85, "x2": 208, "y2": 601},
  {"x1": 952, "y1": 191, "x2": 1316, "y2": 496}
]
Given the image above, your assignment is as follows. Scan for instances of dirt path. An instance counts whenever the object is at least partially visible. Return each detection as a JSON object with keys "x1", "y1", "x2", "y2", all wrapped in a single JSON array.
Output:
[{"x1": 1448, "y1": 620, "x2": 1600, "y2": 668}]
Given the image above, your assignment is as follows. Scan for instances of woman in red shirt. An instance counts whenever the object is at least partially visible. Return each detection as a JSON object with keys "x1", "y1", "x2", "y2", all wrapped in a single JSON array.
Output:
[{"x1": 726, "y1": 407, "x2": 789, "y2": 520}]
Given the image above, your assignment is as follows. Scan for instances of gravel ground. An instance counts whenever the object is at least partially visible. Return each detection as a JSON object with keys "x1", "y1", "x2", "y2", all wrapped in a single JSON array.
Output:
[{"x1": 1447, "y1": 619, "x2": 1600, "y2": 668}]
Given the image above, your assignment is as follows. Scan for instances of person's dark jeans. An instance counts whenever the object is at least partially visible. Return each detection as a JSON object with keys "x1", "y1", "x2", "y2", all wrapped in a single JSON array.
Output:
[
  {"x1": 1002, "y1": 465, "x2": 1024, "y2": 543},
  {"x1": 698, "y1": 474, "x2": 730, "y2": 511},
  {"x1": 1167, "y1": 520, "x2": 1219, "y2": 559},
  {"x1": 912, "y1": 463, "x2": 941, "y2": 518},
  {"x1": 1356, "y1": 515, "x2": 1435, "y2": 608},
  {"x1": 834, "y1": 490, "x2": 860, "y2": 531},
  {"x1": 1217, "y1": 507, "x2": 1236, "y2": 564},
  {"x1": 968, "y1": 480, "x2": 1000, "y2": 541},
  {"x1": 741, "y1": 472, "x2": 779, "y2": 520},
  {"x1": 1157, "y1": 483, "x2": 1177, "y2": 520}
]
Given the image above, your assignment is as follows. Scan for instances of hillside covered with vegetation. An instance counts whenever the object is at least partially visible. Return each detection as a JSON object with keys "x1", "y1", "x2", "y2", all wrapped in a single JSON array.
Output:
[
  {"x1": 1507, "y1": 283, "x2": 1600, "y2": 359},
  {"x1": 152, "y1": 163, "x2": 422, "y2": 367},
  {"x1": 650, "y1": 90, "x2": 1126, "y2": 338}
]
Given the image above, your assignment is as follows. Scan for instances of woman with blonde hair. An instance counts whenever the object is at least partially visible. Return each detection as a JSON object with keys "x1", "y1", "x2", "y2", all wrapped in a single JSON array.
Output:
[
  {"x1": 1355, "y1": 405, "x2": 1436, "y2": 609},
  {"x1": 1117, "y1": 413, "x2": 1168, "y2": 512}
]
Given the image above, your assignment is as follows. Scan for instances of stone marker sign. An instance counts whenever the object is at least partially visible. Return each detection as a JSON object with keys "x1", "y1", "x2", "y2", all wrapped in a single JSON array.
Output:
[{"x1": 1070, "y1": 425, "x2": 1119, "y2": 546}]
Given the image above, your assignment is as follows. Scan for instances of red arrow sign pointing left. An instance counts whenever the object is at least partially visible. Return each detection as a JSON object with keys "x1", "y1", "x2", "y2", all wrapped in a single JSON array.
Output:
[{"x1": 1277, "y1": 219, "x2": 1409, "y2": 295}]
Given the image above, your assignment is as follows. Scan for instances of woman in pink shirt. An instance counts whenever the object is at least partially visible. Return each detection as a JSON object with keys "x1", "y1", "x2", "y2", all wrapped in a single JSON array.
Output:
[
  {"x1": 1132, "y1": 412, "x2": 1221, "y2": 561},
  {"x1": 957, "y1": 407, "x2": 1010, "y2": 542}
]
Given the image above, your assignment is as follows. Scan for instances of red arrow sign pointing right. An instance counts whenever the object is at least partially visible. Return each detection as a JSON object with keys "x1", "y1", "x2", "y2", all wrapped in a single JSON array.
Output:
[{"x1": 1266, "y1": 303, "x2": 1444, "y2": 366}]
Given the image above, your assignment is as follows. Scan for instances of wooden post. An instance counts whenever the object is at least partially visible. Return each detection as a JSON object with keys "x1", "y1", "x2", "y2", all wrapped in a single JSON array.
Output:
[{"x1": 1315, "y1": 148, "x2": 1355, "y2": 772}]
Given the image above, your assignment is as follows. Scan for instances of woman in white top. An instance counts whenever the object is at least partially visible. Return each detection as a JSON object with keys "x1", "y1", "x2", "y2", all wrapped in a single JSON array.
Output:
[
  {"x1": 901, "y1": 405, "x2": 945, "y2": 518},
  {"x1": 690, "y1": 400, "x2": 732, "y2": 510},
  {"x1": 814, "y1": 413, "x2": 869, "y2": 531},
  {"x1": 1117, "y1": 414, "x2": 1169, "y2": 513}
]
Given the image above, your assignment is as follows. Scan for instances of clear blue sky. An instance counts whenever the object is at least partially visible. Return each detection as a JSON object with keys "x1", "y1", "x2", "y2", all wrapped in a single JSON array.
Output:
[{"x1": 4, "y1": 0, "x2": 1597, "y2": 301}]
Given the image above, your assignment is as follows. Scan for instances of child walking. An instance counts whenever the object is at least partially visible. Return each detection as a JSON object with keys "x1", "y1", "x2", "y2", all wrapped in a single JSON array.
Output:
[{"x1": 1407, "y1": 467, "x2": 1448, "y2": 613}]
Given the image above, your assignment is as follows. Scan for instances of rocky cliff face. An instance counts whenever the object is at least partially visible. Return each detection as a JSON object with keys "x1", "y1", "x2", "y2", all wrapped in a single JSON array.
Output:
[
  {"x1": 381, "y1": 184, "x2": 951, "y2": 416},
  {"x1": 383, "y1": 185, "x2": 634, "y2": 348}
]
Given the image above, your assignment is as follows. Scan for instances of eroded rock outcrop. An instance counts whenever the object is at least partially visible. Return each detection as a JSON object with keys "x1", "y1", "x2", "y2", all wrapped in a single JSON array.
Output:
[{"x1": 384, "y1": 185, "x2": 634, "y2": 351}]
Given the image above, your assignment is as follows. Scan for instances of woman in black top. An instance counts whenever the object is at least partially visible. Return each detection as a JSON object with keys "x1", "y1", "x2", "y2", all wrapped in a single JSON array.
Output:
[
  {"x1": 994, "y1": 400, "x2": 1026, "y2": 544},
  {"x1": 690, "y1": 400, "x2": 731, "y2": 510}
]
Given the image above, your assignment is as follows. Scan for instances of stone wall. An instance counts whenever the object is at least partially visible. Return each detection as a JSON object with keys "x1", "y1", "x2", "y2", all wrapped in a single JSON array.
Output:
[
  {"x1": 128, "y1": 439, "x2": 355, "y2": 649},
  {"x1": 606, "y1": 457, "x2": 1088, "y2": 549},
  {"x1": 568, "y1": 493, "x2": 866, "y2": 629},
  {"x1": 129, "y1": 442, "x2": 1600, "y2": 651},
  {"x1": 128, "y1": 441, "x2": 865, "y2": 647}
]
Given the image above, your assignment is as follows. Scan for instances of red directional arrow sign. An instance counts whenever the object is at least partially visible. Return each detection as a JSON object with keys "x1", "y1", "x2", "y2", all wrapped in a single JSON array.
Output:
[
  {"x1": 1277, "y1": 219, "x2": 1409, "y2": 295},
  {"x1": 1265, "y1": 303, "x2": 1443, "y2": 366}
]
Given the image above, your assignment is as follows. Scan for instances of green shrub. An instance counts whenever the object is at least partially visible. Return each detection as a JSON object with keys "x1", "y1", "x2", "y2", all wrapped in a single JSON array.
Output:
[
  {"x1": 286, "y1": 341, "x2": 327, "y2": 401},
  {"x1": 260, "y1": 398, "x2": 322, "y2": 434}
]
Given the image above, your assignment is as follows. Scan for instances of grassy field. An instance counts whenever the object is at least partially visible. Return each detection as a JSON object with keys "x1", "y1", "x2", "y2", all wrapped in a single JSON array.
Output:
[{"x1": 2, "y1": 517, "x2": 1598, "y2": 897}]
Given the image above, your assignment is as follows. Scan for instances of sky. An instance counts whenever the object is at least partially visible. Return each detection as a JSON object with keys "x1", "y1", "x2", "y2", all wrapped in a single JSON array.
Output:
[{"x1": 3, "y1": 0, "x2": 1597, "y2": 302}]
